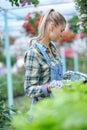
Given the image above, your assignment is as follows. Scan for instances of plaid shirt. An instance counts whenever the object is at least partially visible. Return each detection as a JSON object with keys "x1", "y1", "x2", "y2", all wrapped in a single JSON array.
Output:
[{"x1": 24, "y1": 41, "x2": 62, "y2": 98}]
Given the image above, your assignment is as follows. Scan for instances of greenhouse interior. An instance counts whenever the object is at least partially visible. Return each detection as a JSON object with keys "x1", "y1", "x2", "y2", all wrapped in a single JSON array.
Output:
[{"x1": 0, "y1": 0, "x2": 87, "y2": 130}]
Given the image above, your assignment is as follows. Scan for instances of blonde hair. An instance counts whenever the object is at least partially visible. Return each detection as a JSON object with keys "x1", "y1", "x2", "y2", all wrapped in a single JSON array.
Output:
[{"x1": 29, "y1": 9, "x2": 66, "y2": 45}]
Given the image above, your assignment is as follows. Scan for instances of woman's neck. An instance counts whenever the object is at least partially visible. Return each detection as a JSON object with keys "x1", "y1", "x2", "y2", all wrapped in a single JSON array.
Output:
[
  {"x1": 38, "y1": 37, "x2": 54, "y2": 57},
  {"x1": 38, "y1": 36, "x2": 50, "y2": 48}
]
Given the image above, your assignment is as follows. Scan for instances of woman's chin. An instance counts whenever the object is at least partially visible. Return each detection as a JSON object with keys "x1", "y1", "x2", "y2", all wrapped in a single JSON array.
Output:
[{"x1": 53, "y1": 39, "x2": 58, "y2": 42}]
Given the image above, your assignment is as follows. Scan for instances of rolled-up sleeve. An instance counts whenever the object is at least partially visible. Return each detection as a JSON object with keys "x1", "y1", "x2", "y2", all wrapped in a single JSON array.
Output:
[{"x1": 41, "y1": 84, "x2": 51, "y2": 97}]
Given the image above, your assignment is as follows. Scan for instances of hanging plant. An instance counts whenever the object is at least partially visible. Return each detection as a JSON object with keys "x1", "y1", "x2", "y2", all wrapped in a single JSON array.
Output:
[
  {"x1": 68, "y1": 15, "x2": 79, "y2": 33},
  {"x1": 68, "y1": 15, "x2": 87, "y2": 35},
  {"x1": 74, "y1": 0, "x2": 87, "y2": 33},
  {"x1": 58, "y1": 31, "x2": 76, "y2": 44},
  {"x1": 22, "y1": 12, "x2": 42, "y2": 35},
  {"x1": 8, "y1": 0, "x2": 39, "y2": 7}
]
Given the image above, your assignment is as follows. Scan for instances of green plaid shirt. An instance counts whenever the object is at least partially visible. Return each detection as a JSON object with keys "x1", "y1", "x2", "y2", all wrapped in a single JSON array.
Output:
[{"x1": 24, "y1": 41, "x2": 61, "y2": 98}]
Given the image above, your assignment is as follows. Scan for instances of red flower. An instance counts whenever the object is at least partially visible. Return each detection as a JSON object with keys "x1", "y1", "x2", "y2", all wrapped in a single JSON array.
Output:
[
  {"x1": 22, "y1": 22, "x2": 30, "y2": 29},
  {"x1": 58, "y1": 32, "x2": 76, "y2": 44},
  {"x1": 35, "y1": 21, "x2": 39, "y2": 27},
  {"x1": 29, "y1": 27, "x2": 36, "y2": 34},
  {"x1": 37, "y1": 16, "x2": 42, "y2": 21}
]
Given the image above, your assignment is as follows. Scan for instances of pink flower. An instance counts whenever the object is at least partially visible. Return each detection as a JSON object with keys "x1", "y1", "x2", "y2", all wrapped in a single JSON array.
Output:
[
  {"x1": 75, "y1": 33, "x2": 85, "y2": 39},
  {"x1": 24, "y1": 13, "x2": 31, "y2": 20},
  {"x1": 21, "y1": 0, "x2": 26, "y2": 7},
  {"x1": 65, "y1": 48, "x2": 74, "y2": 58}
]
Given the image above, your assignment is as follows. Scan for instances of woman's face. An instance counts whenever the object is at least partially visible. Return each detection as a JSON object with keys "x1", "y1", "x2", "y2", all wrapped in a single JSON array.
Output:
[{"x1": 49, "y1": 23, "x2": 66, "y2": 42}]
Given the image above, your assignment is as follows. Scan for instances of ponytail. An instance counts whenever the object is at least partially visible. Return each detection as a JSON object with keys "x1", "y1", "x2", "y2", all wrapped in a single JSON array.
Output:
[{"x1": 29, "y1": 9, "x2": 54, "y2": 46}]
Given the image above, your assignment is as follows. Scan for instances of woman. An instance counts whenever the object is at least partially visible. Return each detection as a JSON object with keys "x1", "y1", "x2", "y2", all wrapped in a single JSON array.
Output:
[{"x1": 24, "y1": 9, "x2": 66, "y2": 100}]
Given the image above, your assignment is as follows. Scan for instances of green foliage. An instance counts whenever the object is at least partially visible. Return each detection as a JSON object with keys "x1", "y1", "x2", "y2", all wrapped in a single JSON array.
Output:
[
  {"x1": 11, "y1": 81, "x2": 87, "y2": 130},
  {"x1": 68, "y1": 15, "x2": 79, "y2": 33},
  {"x1": 74, "y1": 0, "x2": 87, "y2": 32},
  {"x1": 8, "y1": 0, "x2": 39, "y2": 7},
  {"x1": 0, "y1": 55, "x2": 16, "y2": 66},
  {"x1": 66, "y1": 55, "x2": 87, "y2": 74},
  {"x1": 0, "y1": 74, "x2": 24, "y2": 100},
  {"x1": 74, "y1": 0, "x2": 87, "y2": 17},
  {"x1": 0, "y1": 101, "x2": 16, "y2": 130},
  {"x1": 0, "y1": 53, "x2": 16, "y2": 66},
  {"x1": 14, "y1": 96, "x2": 31, "y2": 113},
  {"x1": 68, "y1": 15, "x2": 87, "y2": 35},
  {"x1": 78, "y1": 55, "x2": 87, "y2": 74},
  {"x1": 0, "y1": 54, "x2": 6, "y2": 64},
  {"x1": 83, "y1": 27, "x2": 87, "y2": 35},
  {"x1": 66, "y1": 58, "x2": 74, "y2": 70}
]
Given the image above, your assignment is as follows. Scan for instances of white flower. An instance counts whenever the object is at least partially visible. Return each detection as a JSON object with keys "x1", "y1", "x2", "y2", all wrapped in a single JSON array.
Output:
[
  {"x1": 71, "y1": 38, "x2": 87, "y2": 54},
  {"x1": 10, "y1": 36, "x2": 30, "y2": 57}
]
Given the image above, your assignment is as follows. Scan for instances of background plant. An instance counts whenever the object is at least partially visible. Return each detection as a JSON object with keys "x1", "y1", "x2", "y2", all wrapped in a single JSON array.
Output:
[
  {"x1": 0, "y1": 37, "x2": 16, "y2": 66},
  {"x1": 22, "y1": 12, "x2": 41, "y2": 36},
  {"x1": 8, "y1": 0, "x2": 39, "y2": 7},
  {"x1": 0, "y1": 74, "x2": 24, "y2": 100},
  {"x1": 74, "y1": 0, "x2": 87, "y2": 34},
  {"x1": 0, "y1": 100, "x2": 16, "y2": 130},
  {"x1": 58, "y1": 31, "x2": 76, "y2": 44},
  {"x1": 68, "y1": 15, "x2": 79, "y2": 33},
  {"x1": 68, "y1": 15, "x2": 87, "y2": 35}
]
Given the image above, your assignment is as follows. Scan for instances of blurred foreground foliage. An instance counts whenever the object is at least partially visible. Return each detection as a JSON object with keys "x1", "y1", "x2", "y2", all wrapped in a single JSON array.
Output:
[{"x1": 10, "y1": 81, "x2": 87, "y2": 130}]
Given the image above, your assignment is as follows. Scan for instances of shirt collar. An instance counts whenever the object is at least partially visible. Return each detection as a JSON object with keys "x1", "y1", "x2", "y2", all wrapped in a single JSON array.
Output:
[{"x1": 35, "y1": 40, "x2": 57, "y2": 55}]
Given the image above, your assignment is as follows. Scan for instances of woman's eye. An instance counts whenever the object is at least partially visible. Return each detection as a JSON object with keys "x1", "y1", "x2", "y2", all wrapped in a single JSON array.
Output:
[{"x1": 61, "y1": 29, "x2": 64, "y2": 32}]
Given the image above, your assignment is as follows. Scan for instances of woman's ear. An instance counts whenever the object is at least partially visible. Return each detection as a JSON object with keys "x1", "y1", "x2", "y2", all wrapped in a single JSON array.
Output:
[{"x1": 48, "y1": 22, "x2": 54, "y2": 32}]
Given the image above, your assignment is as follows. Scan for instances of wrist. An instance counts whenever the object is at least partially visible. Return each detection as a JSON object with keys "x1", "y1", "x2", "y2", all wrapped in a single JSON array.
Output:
[{"x1": 47, "y1": 85, "x2": 51, "y2": 93}]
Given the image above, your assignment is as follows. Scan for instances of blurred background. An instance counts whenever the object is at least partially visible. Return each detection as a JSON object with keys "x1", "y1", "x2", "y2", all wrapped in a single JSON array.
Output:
[{"x1": 0, "y1": 0, "x2": 87, "y2": 107}]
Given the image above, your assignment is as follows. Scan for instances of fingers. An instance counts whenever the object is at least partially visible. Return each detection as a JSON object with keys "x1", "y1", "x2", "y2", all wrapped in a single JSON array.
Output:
[{"x1": 50, "y1": 80, "x2": 62, "y2": 88}]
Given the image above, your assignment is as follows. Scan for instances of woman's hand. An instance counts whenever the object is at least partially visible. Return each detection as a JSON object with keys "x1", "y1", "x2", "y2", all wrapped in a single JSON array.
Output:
[{"x1": 49, "y1": 80, "x2": 63, "y2": 89}]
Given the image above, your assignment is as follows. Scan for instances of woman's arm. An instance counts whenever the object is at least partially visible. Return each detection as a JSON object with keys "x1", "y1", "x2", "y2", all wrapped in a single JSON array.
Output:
[{"x1": 24, "y1": 48, "x2": 51, "y2": 98}]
